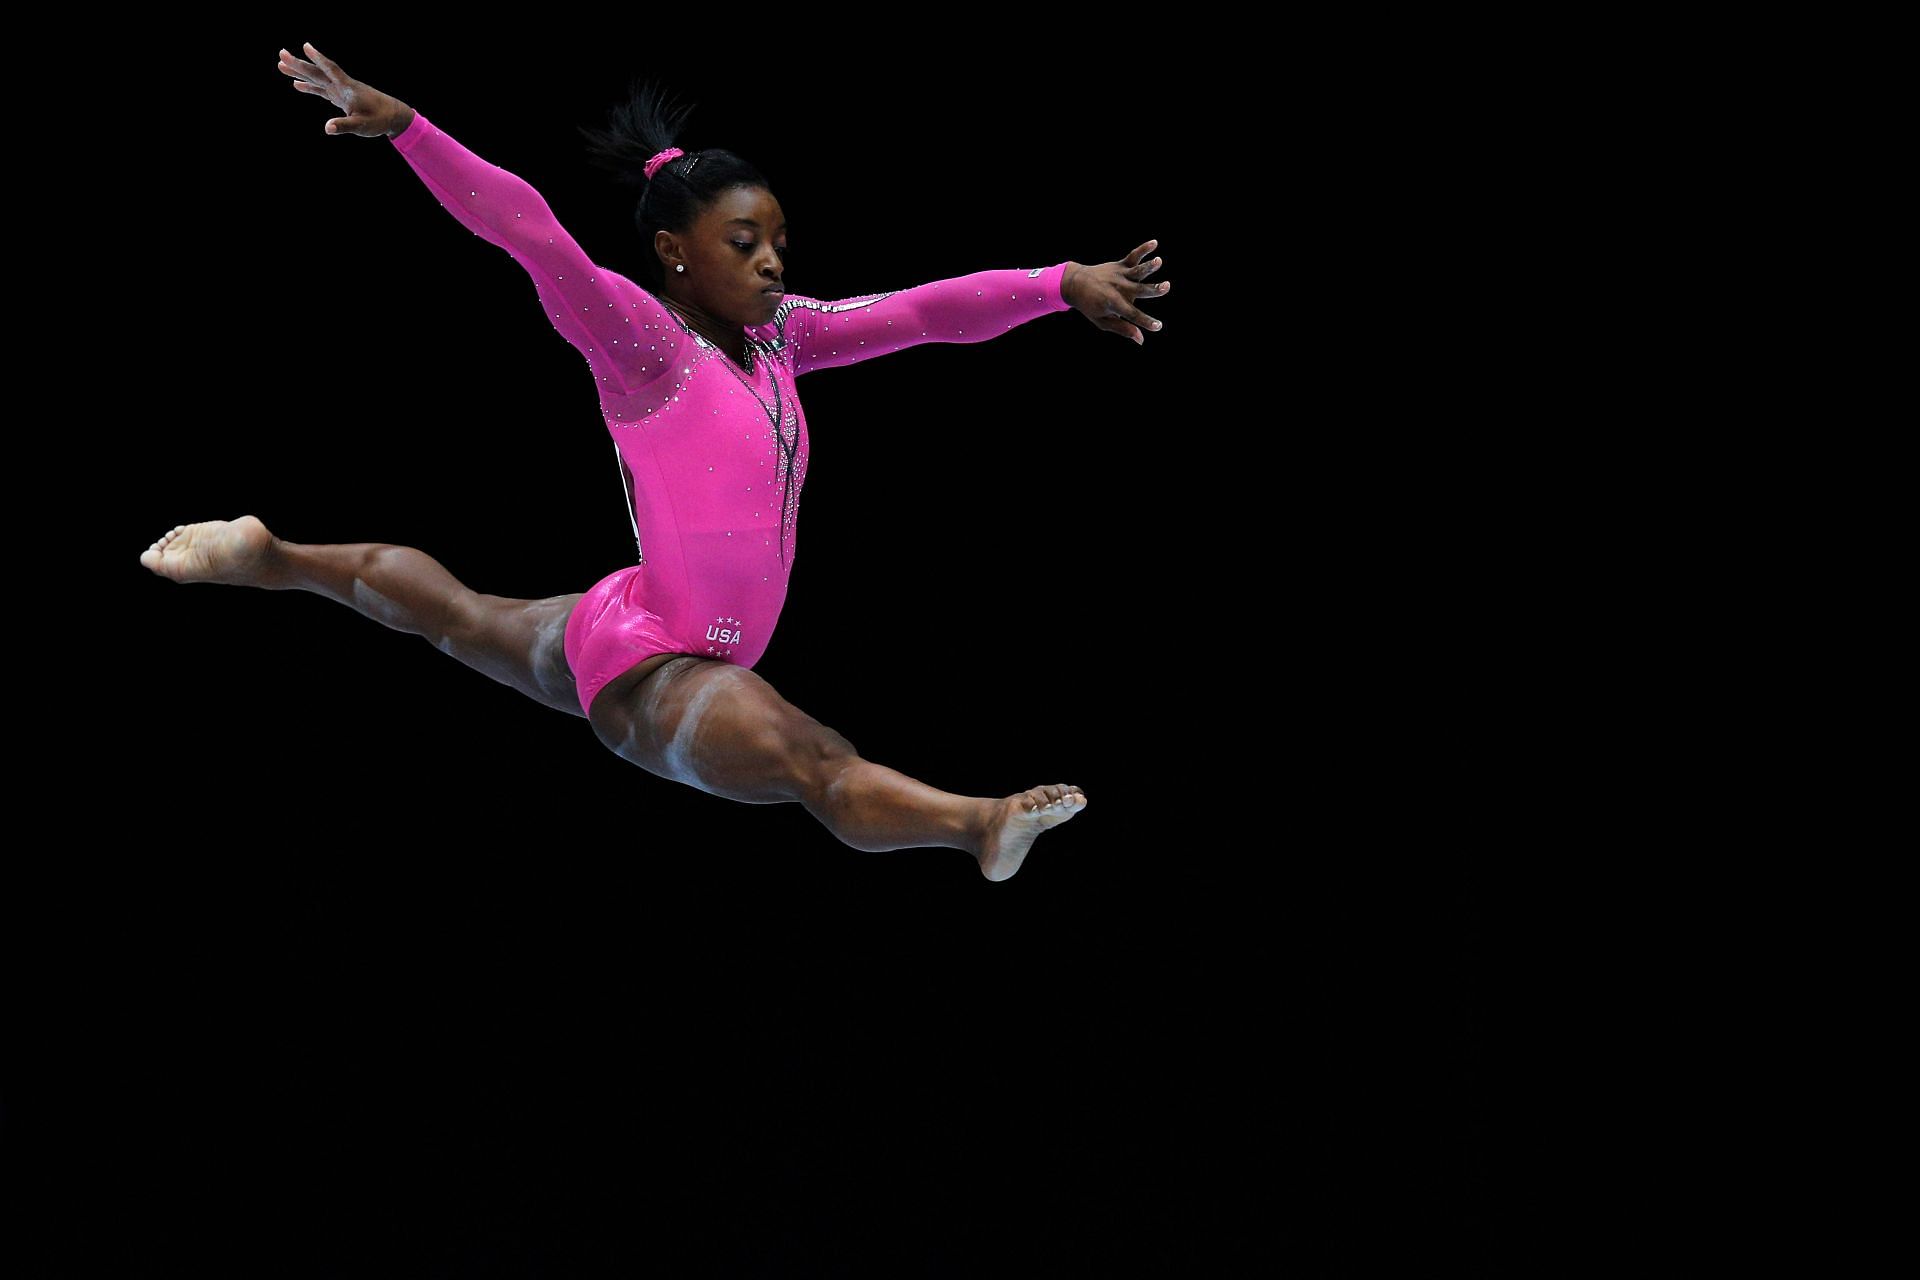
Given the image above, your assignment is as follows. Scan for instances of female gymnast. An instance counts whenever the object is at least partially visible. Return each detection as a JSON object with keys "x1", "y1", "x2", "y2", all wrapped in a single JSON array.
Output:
[{"x1": 140, "y1": 43, "x2": 1172, "y2": 882}]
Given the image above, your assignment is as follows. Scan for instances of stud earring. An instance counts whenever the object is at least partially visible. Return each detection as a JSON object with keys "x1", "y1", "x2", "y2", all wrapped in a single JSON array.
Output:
[{"x1": 676, "y1": 264, "x2": 685, "y2": 272}]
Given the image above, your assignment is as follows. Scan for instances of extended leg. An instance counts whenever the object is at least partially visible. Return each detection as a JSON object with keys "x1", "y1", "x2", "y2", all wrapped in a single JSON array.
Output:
[
  {"x1": 141, "y1": 515, "x2": 584, "y2": 718},
  {"x1": 587, "y1": 656, "x2": 1087, "y2": 881}
]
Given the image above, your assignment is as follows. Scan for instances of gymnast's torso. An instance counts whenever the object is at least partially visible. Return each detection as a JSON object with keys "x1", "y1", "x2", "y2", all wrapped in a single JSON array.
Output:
[{"x1": 385, "y1": 111, "x2": 1072, "y2": 711}]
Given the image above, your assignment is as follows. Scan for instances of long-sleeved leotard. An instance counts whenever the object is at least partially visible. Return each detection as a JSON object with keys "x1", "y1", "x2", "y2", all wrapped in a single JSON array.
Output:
[{"x1": 387, "y1": 111, "x2": 1073, "y2": 715}]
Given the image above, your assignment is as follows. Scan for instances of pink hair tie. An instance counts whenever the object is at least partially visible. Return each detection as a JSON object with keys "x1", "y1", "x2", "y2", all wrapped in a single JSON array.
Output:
[{"x1": 643, "y1": 147, "x2": 685, "y2": 180}]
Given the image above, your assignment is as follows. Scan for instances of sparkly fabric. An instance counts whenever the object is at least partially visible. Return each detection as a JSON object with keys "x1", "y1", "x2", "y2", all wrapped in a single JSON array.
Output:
[{"x1": 388, "y1": 111, "x2": 1073, "y2": 715}]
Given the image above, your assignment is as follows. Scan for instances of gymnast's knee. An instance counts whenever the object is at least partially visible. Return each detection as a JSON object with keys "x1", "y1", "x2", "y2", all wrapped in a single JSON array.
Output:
[{"x1": 798, "y1": 721, "x2": 862, "y2": 804}]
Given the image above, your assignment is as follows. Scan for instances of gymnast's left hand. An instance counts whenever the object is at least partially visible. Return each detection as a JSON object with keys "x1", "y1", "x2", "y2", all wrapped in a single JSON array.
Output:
[{"x1": 1062, "y1": 240, "x2": 1171, "y2": 346}]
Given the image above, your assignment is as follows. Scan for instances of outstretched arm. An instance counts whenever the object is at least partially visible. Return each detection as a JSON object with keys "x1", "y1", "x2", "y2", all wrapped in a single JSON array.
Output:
[
  {"x1": 277, "y1": 43, "x2": 664, "y2": 396},
  {"x1": 777, "y1": 239, "x2": 1172, "y2": 376},
  {"x1": 780, "y1": 262, "x2": 1077, "y2": 377}
]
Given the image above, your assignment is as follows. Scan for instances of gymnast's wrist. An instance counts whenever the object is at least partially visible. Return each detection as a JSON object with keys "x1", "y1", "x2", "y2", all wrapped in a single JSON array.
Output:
[
  {"x1": 385, "y1": 103, "x2": 418, "y2": 139},
  {"x1": 1061, "y1": 262, "x2": 1082, "y2": 308}
]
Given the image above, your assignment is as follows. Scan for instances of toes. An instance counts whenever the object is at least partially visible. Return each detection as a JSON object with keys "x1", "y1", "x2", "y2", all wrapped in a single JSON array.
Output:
[
  {"x1": 1049, "y1": 786, "x2": 1084, "y2": 814},
  {"x1": 1022, "y1": 785, "x2": 1085, "y2": 815}
]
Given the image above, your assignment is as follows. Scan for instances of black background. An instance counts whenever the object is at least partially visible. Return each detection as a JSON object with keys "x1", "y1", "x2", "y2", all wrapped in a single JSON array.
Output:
[{"x1": 19, "y1": 27, "x2": 1485, "y2": 1276}]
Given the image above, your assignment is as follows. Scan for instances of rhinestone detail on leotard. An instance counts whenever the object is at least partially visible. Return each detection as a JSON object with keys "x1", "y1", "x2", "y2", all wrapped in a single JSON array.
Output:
[{"x1": 654, "y1": 302, "x2": 804, "y2": 572}]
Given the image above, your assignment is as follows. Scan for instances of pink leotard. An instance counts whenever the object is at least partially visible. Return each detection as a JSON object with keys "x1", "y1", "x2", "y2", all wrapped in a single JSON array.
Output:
[{"x1": 387, "y1": 111, "x2": 1073, "y2": 715}]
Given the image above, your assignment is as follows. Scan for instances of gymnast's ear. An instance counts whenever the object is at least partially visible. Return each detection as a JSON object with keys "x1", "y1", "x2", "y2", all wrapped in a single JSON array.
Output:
[{"x1": 653, "y1": 228, "x2": 678, "y2": 273}]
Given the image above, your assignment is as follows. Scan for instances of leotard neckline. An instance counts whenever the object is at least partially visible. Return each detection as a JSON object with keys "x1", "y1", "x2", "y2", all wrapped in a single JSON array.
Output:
[{"x1": 654, "y1": 292, "x2": 765, "y2": 378}]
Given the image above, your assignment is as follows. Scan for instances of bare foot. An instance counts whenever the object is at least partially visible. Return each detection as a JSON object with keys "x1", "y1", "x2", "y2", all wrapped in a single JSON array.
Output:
[
  {"x1": 139, "y1": 516, "x2": 279, "y2": 586},
  {"x1": 977, "y1": 784, "x2": 1088, "y2": 882}
]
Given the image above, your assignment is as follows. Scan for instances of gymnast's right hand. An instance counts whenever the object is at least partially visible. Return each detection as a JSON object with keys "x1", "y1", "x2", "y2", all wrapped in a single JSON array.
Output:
[{"x1": 277, "y1": 42, "x2": 414, "y2": 139}]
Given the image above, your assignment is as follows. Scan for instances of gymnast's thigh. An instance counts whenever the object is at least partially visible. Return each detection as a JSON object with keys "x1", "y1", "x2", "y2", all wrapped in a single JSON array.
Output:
[
  {"x1": 446, "y1": 589, "x2": 587, "y2": 719},
  {"x1": 586, "y1": 656, "x2": 856, "y2": 803}
]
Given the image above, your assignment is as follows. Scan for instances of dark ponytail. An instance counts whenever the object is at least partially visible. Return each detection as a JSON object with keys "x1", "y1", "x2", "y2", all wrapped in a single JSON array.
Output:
[{"x1": 576, "y1": 74, "x2": 771, "y2": 292}]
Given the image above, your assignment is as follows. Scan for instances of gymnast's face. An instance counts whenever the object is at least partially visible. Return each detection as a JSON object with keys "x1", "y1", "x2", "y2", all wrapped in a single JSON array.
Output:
[{"x1": 664, "y1": 186, "x2": 788, "y2": 325}]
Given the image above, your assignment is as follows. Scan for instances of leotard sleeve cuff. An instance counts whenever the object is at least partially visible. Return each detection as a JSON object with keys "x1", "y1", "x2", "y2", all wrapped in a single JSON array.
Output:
[
  {"x1": 388, "y1": 109, "x2": 428, "y2": 153},
  {"x1": 1046, "y1": 260, "x2": 1072, "y2": 310}
]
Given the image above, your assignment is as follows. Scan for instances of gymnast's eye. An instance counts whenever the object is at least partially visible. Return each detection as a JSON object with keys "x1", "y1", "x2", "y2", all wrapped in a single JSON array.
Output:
[{"x1": 734, "y1": 242, "x2": 788, "y2": 257}]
